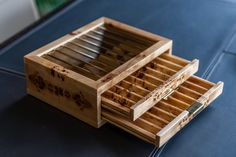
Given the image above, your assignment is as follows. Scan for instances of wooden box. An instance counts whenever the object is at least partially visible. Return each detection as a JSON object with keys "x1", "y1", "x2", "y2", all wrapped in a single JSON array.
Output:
[{"x1": 24, "y1": 17, "x2": 223, "y2": 148}]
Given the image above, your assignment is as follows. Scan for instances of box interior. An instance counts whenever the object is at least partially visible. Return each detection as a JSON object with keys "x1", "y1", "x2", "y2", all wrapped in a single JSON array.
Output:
[{"x1": 41, "y1": 23, "x2": 156, "y2": 80}]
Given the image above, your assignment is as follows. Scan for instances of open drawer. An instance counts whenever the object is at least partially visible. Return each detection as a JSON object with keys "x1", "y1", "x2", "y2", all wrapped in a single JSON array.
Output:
[
  {"x1": 102, "y1": 76, "x2": 223, "y2": 147},
  {"x1": 102, "y1": 53, "x2": 199, "y2": 120}
]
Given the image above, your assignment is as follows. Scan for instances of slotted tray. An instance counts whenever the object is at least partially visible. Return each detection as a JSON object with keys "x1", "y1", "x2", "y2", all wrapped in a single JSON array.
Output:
[
  {"x1": 102, "y1": 52, "x2": 199, "y2": 120},
  {"x1": 102, "y1": 76, "x2": 223, "y2": 147}
]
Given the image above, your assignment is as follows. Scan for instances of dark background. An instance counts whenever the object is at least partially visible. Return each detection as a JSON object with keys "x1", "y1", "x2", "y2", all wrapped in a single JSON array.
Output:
[{"x1": 0, "y1": 0, "x2": 236, "y2": 156}]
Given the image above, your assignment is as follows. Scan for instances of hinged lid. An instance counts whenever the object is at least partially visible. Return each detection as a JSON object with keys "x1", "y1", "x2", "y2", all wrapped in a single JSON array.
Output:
[
  {"x1": 27, "y1": 17, "x2": 172, "y2": 94},
  {"x1": 102, "y1": 53, "x2": 199, "y2": 120}
]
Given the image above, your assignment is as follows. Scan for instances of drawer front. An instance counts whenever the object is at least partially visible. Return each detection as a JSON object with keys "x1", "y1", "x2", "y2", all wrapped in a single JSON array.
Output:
[
  {"x1": 102, "y1": 53, "x2": 199, "y2": 121},
  {"x1": 102, "y1": 76, "x2": 223, "y2": 148}
]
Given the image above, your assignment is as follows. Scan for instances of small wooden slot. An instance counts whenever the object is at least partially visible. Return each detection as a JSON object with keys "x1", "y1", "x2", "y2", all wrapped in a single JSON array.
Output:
[
  {"x1": 110, "y1": 85, "x2": 143, "y2": 102},
  {"x1": 105, "y1": 90, "x2": 135, "y2": 108},
  {"x1": 63, "y1": 43, "x2": 97, "y2": 59},
  {"x1": 89, "y1": 60, "x2": 114, "y2": 72},
  {"x1": 150, "y1": 106, "x2": 176, "y2": 122},
  {"x1": 172, "y1": 91, "x2": 195, "y2": 104},
  {"x1": 141, "y1": 112, "x2": 168, "y2": 128},
  {"x1": 48, "y1": 50, "x2": 105, "y2": 78},
  {"x1": 66, "y1": 40, "x2": 95, "y2": 54},
  {"x1": 149, "y1": 62, "x2": 176, "y2": 76},
  {"x1": 150, "y1": 61, "x2": 208, "y2": 96},
  {"x1": 80, "y1": 36, "x2": 135, "y2": 58},
  {"x1": 57, "y1": 51, "x2": 107, "y2": 75},
  {"x1": 72, "y1": 39, "x2": 127, "y2": 65},
  {"x1": 102, "y1": 97, "x2": 130, "y2": 115},
  {"x1": 96, "y1": 54, "x2": 123, "y2": 67},
  {"x1": 118, "y1": 80, "x2": 150, "y2": 97},
  {"x1": 133, "y1": 71, "x2": 163, "y2": 86},
  {"x1": 55, "y1": 48, "x2": 91, "y2": 63},
  {"x1": 70, "y1": 40, "x2": 100, "y2": 56},
  {"x1": 141, "y1": 67, "x2": 170, "y2": 81},
  {"x1": 95, "y1": 28, "x2": 147, "y2": 50},
  {"x1": 155, "y1": 57, "x2": 183, "y2": 71},
  {"x1": 81, "y1": 35, "x2": 119, "y2": 52},
  {"x1": 73, "y1": 38, "x2": 132, "y2": 62},
  {"x1": 66, "y1": 40, "x2": 123, "y2": 68},
  {"x1": 83, "y1": 34, "x2": 139, "y2": 56},
  {"x1": 156, "y1": 101, "x2": 183, "y2": 116},
  {"x1": 159, "y1": 53, "x2": 189, "y2": 66},
  {"x1": 125, "y1": 75, "x2": 157, "y2": 91},
  {"x1": 177, "y1": 86, "x2": 202, "y2": 99},
  {"x1": 102, "y1": 24, "x2": 155, "y2": 46},
  {"x1": 182, "y1": 80, "x2": 209, "y2": 94},
  {"x1": 188, "y1": 76, "x2": 214, "y2": 89},
  {"x1": 163, "y1": 96, "x2": 190, "y2": 110},
  {"x1": 137, "y1": 118, "x2": 161, "y2": 133},
  {"x1": 88, "y1": 31, "x2": 142, "y2": 53}
]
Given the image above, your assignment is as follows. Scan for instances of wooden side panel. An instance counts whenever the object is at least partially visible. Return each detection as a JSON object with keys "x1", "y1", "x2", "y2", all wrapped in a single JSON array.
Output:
[
  {"x1": 156, "y1": 82, "x2": 224, "y2": 147},
  {"x1": 24, "y1": 55, "x2": 105, "y2": 128}
]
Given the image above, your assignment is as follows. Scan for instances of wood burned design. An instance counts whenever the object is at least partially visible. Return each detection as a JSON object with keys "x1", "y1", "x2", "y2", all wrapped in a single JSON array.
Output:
[
  {"x1": 28, "y1": 72, "x2": 46, "y2": 90},
  {"x1": 50, "y1": 65, "x2": 68, "y2": 82},
  {"x1": 28, "y1": 72, "x2": 92, "y2": 111},
  {"x1": 73, "y1": 92, "x2": 92, "y2": 111}
]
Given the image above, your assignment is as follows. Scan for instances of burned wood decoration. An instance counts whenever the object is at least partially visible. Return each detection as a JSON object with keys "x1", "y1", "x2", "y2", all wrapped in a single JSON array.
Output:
[{"x1": 24, "y1": 17, "x2": 223, "y2": 148}]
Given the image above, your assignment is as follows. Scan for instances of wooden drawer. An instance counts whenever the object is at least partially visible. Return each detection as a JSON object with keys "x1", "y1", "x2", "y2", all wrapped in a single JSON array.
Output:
[
  {"x1": 102, "y1": 53, "x2": 199, "y2": 120},
  {"x1": 102, "y1": 77, "x2": 223, "y2": 147}
]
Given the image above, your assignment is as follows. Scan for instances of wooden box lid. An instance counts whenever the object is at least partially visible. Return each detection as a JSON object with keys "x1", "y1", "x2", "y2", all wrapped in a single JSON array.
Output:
[{"x1": 25, "y1": 17, "x2": 172, "y2": 95}]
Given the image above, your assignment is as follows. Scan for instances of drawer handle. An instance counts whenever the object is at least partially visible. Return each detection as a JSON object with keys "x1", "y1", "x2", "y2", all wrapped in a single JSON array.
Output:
[{"x1": 187, "y1": 102, "x2": 204, "y2": 118}]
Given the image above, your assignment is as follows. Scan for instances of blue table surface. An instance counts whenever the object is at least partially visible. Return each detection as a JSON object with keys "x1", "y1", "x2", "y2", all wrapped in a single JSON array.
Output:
[{"x1": 0, "y1": 0, "x2": 236, "y2": 156}]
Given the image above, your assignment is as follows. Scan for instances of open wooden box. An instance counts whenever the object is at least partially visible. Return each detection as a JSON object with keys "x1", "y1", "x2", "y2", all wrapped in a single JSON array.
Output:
[{"x1": 24, "y1": 17, "x2": 223, "y2": 148}]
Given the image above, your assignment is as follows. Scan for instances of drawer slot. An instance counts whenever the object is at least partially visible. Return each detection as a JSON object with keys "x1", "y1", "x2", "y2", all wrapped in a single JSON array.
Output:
[
  {"x1": 102, "y1": 53, "x2": 199, "y2": 120},
  {"x1": 102, "y1": 76, "x2": 223, "y2": 147}
]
